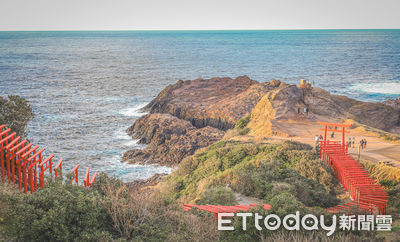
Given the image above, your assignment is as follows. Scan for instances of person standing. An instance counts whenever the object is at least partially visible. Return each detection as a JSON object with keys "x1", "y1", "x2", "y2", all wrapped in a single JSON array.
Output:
[
  {"x1": 303, "y1": 107, "x2": 308, "y2": 116},
  {"x1": 360, "y1": 139, "x2": 364, "y2": 150},
  {"x1": 364, "y1": 139, "x2": 367, "y2": 149},
  {"x1": 352, "y1": 137, "x2": 355, "y2": 148}
]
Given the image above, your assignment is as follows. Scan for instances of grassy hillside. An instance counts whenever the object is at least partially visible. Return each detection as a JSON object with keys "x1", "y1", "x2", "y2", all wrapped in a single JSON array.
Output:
[
  {"x1": 2, "y1": 140, "x2": 399, "y2": 241},
  {"x1": 161, "y1": 140, "x2": 341, "y2": 208}
]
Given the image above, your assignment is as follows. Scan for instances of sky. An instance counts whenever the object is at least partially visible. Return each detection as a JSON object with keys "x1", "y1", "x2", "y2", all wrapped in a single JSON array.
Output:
[{"x1": 0, "y1": 0, "x2": 399, "y2": 30}]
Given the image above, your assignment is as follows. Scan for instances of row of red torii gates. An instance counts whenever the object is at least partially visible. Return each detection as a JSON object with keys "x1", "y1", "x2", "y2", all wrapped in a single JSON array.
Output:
[
  {"x1": 184, "y1": 121, "x2": 389, "y2": 217},
  {"x1": 0, "y1": 124, "x2": 98, "y2": 194},
  {"x1": 318, "y1": 121, "x2": 388, "y2": 215}
]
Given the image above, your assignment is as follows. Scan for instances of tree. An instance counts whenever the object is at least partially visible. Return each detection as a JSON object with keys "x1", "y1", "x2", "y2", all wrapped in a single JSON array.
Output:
[{"x1": 0, "y1": 95, "x2": 34, "y2": 138}]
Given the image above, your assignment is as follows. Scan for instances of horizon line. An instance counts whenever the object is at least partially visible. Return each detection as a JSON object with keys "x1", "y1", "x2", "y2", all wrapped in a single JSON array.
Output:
[{"x1": 0, "y1": 28, "x2": 399, "y2": 32}]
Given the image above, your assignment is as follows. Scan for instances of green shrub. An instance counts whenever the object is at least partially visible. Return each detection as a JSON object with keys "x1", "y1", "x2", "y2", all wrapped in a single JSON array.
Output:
[
  {"x1": 0, "y1": 174, "x2": 220, "y2": 241},
  {"x1": 234, "y1": 115, "x2": 250, "y2": 130},
  {"x1": 0, "y1": 95, "x2": 34, "y2": 138},
  {"x1": 169, "y1": 140, "x2": 339, "y2": 208},
  {"x1": 380, "y1": 179, "x2": 398, "y2": 189},
  {"x1": 387, "y1": 184, "x2": 400, "y2": 215},
  {"x1": 0, "y1": 180, "x2": 113, "y2": 241},
  {"x1": 238, "y1": 127, "x2": 250, "y2": 135},
  {"x1": 234, "y1": 116, "x2": 251, "y2": 135},
  {"x1": 196, "y1": 187, "x2": 237, "y2": 205}
]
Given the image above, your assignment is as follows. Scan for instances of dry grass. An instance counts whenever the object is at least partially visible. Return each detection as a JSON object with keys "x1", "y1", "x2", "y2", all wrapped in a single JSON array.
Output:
[
  {"x1": 247, "y1": 92, "x2": 276, "y2": 137},
  {"x1": 98, "y1": 179, "x2": 152, "y2": 239},
  {"x1": 344, "y1": 119, "x2": 400, "y2": 144},
  {"x1": 362, "y1": 160, "x2": 400, "y2": 183},
  {"x1": 98, "y1": 177, "x2": 219, "y2": 241}
]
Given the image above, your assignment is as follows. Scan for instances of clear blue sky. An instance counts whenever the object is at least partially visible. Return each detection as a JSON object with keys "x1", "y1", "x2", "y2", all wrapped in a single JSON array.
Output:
[{"x1": 0, "y1": 0, "x2": 399, "y2": 30}]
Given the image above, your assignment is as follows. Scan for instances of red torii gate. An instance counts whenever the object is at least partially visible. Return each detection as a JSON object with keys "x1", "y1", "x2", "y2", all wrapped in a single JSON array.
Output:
[
  {"x1": 319, "y1": 121, "x2": 351, "y2": 148},
  {"x1": 0, "y1": 124, "x2": 98, "y2": 194},
  {"x1": 318, "y1": 121, "x2": 389, "y2": 214}
]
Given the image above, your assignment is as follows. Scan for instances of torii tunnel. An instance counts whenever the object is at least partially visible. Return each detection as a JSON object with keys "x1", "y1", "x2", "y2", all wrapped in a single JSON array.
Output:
[
  {"x1": 0, "y1": 124, "x2": 98, "y2": 194},
  {"x1": 318, "y1": 122, "x2": 389, "y2": 215}
]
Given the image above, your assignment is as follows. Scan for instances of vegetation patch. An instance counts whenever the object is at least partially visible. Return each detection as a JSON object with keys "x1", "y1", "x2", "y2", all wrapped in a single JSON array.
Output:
[
  {"x1": 0, "y1": 95, "x2": 34, "y2": 138},
  {"x1": 164, "y1": 140, "x2": 340, "y2": 208},
  {"x1": 234, "y1": 115, "x2": 251, "y2": 135}
]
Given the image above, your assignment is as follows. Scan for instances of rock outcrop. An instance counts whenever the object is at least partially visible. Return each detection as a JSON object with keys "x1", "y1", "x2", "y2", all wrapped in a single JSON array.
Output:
[
  {"x1": 248, "y1": 84, "x2": 400, "y2": 136},
  {"x1": 122, "y1": 113, "x2": 224, "y2": 165},
  {"x1": 124, "y1": 76, "x2": 400, "y2": 166},
  {"x1": 143, "y1": 76, "x2": 278, "y2": 130}
]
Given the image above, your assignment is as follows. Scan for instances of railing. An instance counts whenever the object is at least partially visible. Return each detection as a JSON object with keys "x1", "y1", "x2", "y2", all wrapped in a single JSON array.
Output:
[{"x1": 0, "y1": 124, "x2": 98, "y2": 194}]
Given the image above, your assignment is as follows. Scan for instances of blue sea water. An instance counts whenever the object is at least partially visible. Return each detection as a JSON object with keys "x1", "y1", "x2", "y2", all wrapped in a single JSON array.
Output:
[{"x1": 0, "y1": 30, "x2": 399, "y2": 182}]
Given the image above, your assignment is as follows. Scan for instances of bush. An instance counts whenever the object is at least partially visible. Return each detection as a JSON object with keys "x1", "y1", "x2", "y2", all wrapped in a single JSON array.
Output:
[
  {"x1": 0, "y1": 95, "x2": 34, "y2": 138},
  {"x1": 238, "y1": 127, "x2": 250, "y2": 135},
  {"x1": 168, "y1": 140, "x2": 339, "y2": 208},
  {"x1": 0, "y1": 180, "x2": 113, "y2": 241},
  {"x1": 234, "y1": 116, "x2": 251, "y2": 135},
  {"x1": 234, "y1": 115, "x2": 250, "y2": 130},
  {"x1": 0, "y1": 174, "x2": 220, "y2": 241},
  {"x1": 196, "y1": 187, "x2": 237, "y2": 205}
]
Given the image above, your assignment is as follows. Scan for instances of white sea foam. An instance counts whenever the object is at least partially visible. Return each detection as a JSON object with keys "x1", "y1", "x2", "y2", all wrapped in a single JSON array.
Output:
[
  {"x1": 350, "y1": 82, "x2": 400, "y2": 95},
  {"x1": 114, "y1": 129, "x2": 146, "y2": 148},
  {"x1": 101, "y1": 154, "x2": 173, "y2": 182},
  {"x1": 115, "y1": 129, "x2": 132, "y2": 140},
  {"x1": 120, "y1": 103, "x2": 148, "y2": 117},
  {"x1": 123, "y1": 139, "x2": 139, "y2": 146}
]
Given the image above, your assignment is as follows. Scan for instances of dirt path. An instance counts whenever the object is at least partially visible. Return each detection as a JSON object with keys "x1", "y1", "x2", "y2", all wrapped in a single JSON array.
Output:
[
  {"x1": 270, "y1": 120, "x2": 400, "y2": 168},
  {"x1": 235, "y1": 192, "x2": 263, "y2": 205}
]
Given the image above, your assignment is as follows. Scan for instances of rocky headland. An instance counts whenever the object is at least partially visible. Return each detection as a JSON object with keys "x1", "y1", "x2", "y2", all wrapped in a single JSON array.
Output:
[{"x1": 123, "y1": 76, "x2": 400, "y2": 166}]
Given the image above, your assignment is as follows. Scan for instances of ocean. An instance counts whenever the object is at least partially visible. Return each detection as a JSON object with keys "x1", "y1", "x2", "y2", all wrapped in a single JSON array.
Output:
[{"x1": 0, "y1": 30, "x2": 399, "y2": 182}]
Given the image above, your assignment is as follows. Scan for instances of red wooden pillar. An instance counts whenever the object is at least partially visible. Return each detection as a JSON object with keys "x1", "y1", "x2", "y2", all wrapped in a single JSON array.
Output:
[
  {"x1": 21, "y1": 145, "x2": 39, "y2": 193},
  {"x1": 2, "y1": 132, "x2": 17, "y2": 182},
  {"x1": 15, "y1": 143, "x2": 33, "y2": 191},
  {"x1": 9, "y1": 140, "x2": 27, "y2": 185},
  {"x1": 89, "y1": 172, "x2": 98, "y2": 187},
  {"x1": 323, "y1": 125, "x2": 327, "y2": 146},
  {"x1": 70, "y1": 164, "x2": 80, "y2": 185},
  {"x1": 83, "y1": 167, "x2": 90, "y2": 187},
  {"x1": 39, "y1": 154, "x2": 54, "y2": 188},
  {"x1": 342, "y1": 126, "x2": 345, "y2": 149},
  {"x1": 54, "y1": 158, "x2": 63, "y2": 180},
  {"x1": 27, "y1": 148, "x2": 44, "y2": 193},
  {"x1": 0, "y1": 129, "x2": 12, "y2": 182},
  {"x1": 5, "y1": 136, "x2": 21, "y2": 184}
]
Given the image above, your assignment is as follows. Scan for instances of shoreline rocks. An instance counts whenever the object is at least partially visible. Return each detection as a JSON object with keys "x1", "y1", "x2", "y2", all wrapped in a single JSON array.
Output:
[
  {"x1": 143, "y1": 76, "x2": 278, "y2": 130},
  {"x1": 123, "y1": 76, "x2": 400, "y2": 166},
  {"x1": 122, "y1": 113, "x2": 224, "y2": 166}
]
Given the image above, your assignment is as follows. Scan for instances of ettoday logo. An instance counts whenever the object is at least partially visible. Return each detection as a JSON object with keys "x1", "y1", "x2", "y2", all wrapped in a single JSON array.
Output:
[{"x1": 218, "y1": 212, "x2": 392, "y2": 236}]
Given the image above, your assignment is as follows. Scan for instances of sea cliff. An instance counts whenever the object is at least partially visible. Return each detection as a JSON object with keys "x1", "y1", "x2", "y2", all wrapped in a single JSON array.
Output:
[{"x1": 123, "y1": 76, "x2": 400, "y2": 166}]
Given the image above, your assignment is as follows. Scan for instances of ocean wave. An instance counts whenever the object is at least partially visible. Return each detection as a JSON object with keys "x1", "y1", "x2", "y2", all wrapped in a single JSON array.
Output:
[
  {"x1": 114, "y1": 129, "x2": 132, "y2": 140},
  {"x1": 100, "y1": 154, "x2": 172, "y2": 182},
  {"x1": 350, "y1": 82, "x2": 400, "y2": 95},
  {"x1": 114, "y1": 129, "x2": 146, "y2": 148},
  {"x1": 120, "y1": 103, "x2": 148, "y2": 117}
]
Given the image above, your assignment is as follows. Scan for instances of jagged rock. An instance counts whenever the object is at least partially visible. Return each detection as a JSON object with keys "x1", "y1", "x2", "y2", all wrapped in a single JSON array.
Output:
[
  {"x1": 122, "y1": 113, "x2": 224, "y2": 165},
  {"x1": 124, "y1": 76, "x2": 399, "y2": 166},
  {"x1": 127, "y1": 173, "x2": 168, "y2": 190},
  {"x1": 143, "y1": 76, "x2": 276, "y2": 130},
  {"x1": 248, "y1": 84, "x2": 400, "y2": 135}
]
